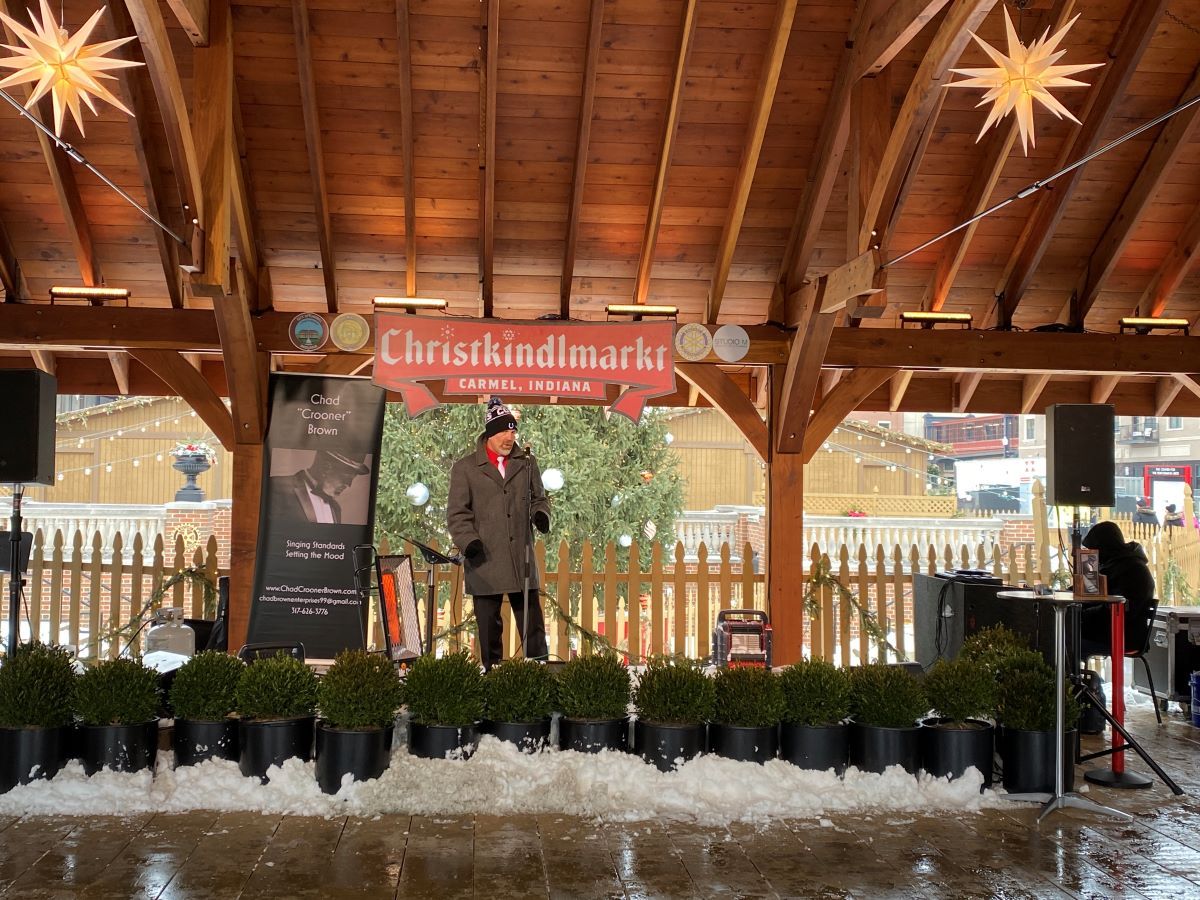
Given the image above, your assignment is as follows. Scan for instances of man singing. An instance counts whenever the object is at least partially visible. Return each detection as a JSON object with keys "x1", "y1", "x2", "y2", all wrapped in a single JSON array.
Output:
[{"x1": 448, "y1": 397, "x2": 551, "y2": 669}]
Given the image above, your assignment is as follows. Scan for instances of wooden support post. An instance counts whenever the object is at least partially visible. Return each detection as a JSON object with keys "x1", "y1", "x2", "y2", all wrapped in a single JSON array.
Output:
[
  {"x1": 227, "y1": 441, "x2": 263, "y2": 653},
  {"x1": 768, "y1": 363, "x2": 805, "y2": 665}
]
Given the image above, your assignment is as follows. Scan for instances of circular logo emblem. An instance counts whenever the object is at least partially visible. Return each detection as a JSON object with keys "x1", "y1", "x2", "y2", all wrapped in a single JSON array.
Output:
[
  {"x1": 712, "y1": 324, "x2": 750, "y2": 362},
  {"x1": 289, "y1": 313, "x2": 328, "y2": 351},
  {"x1": 329, "y1": 313, "x2": 370, "y2": 352},
  {"x1": 674, "y1": 323, "x2": 712, "y2": 361}
]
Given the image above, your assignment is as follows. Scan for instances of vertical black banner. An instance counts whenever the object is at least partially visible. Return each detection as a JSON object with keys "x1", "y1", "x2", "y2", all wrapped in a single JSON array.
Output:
[{"x1": 246, "y1": 374, "x2": 386, "y2": 658}]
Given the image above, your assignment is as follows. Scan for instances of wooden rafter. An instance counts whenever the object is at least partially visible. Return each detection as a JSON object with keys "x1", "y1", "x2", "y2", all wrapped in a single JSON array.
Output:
[
  {"x1": 30, "y1": 349, "x2": 54, "y2": 375},
  {"x1": 215, "y1": 259, "x2": 266, "y2": 441},
  {"x1": 853, "y1": 0, "x2": 952, "y2": 79},
  {"x1": 108, "y1": 352, "x2": 130, "y2": 395},
  {"x1": 801, "y1": 368, "x2": 892, "y2": 462},
  {"x1": 230, "y1": 87, "x2": 263, "y2": 310},
  {"x1": 954, "y1": 370, "x2": 983, "y2": 413},
  {"x1": 774, "y1": 309, "x2": 836, "y2": 454},
  {"x1": 1155, "y1": 377, "x2": 1183, "y2": 416},
  {"x1": 190, "y1": 0, "x2": 233, "y2": 297},
  {"x1": 1174, "y1": 374, "x2": 1200, "y2": 402},
  {"x1": 123, "y1": 0, "x2": 203, "y2": 264},
  {"x1": 560, "y1": 0, "x2": 604, "y2": 318},
  {"x1": 858, "y1": 0, "x2": 999, "y2": 255},
  {"x1": 706, "y1": 0, "x2": 798, "y2": 323},
  {"x1": 1091, "y1": 374, "x2": 1120, "y2": 404},
  {"x1": 396, "y1": 0, "x2": 417, "y2": 299},
  {"x1": 0, "y1": 218, "x2": 27, "y2": 301},
  {"x1": 1153, "y1": 201, "x2": 1200, "y2": 320},
  {"x1": 1074, "y1": 64, "x2": 1200, "y2": 323},
  {"x1": 1021, "y1": 373, "x2": 1051, "y2": 415},
  {"x1": 632, "y1": 0, "x2": 699, "y2": 305},
  {"x1": 164, "y1": 0, "x2": 207, "y2": 45},
  {"x1": 293, "y1": 0, "x2": 337, "y2": 312},
  {"x1": 889, "y1": 370, "x2": 913, "y2": 411},
  {"x1": 130, "y1": 349, "x2": 235, "y2": 449},
  {"x1": 676, "y1": 364, "x2": 768, "y2": 460},
  {"x1": 997, "y1": 0, "x2": 1169, "y2": 328},
  {"x1": 479, "y1": 0, "x2": 498, "y2": 316},
  {"x1": 847, "y1": 74, "x2": 890, "y2": 260}
]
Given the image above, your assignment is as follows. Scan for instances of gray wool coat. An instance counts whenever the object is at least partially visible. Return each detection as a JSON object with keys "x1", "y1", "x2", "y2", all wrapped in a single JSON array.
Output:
[{"x1": 447, "y1": 438, "x2": 551, "y2": 596}]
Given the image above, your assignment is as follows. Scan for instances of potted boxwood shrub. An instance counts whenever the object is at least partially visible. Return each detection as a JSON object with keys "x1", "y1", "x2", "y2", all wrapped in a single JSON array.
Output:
[
  {"x1": 632, "y1": 657, "x2": 714, "y2": 772},
  {"x1": 404, "y1": 650, "x2": 485, "y2": 759},
  {"x1": 73, "y1": 657, "x2": 161, "y2": 775},
  {"x1": 483, "y1": 658, "x2": 557, "y2": 752},
  {"x1": 315, "y1": 650, "x2": 403, "y2": 794},
  {"x1": 919, "y1": 657, "x2": 996, "y2": 785},
  {"x1": 236, "y1": 652, "x2": 318, "y2": 781},
  {"x1": 169, "y1": 651, "x2": 244, "y2": 766},
  {"x1": 0, "y1": 642, "x2": 77, "y2": 792},
  {"x1": 709, "y1": 666, "x2": 784, "y2": 763},
  {"x1": 848, "y1": 664, "x2": 927, "y2": 775},
  {"x1": 778, "y1": 659, "x2": 852, "y2": 773},
  {"x1": 996, "y1": 649, "x2": 1080, "y2": 794},
  {"x1": 556, "y1": 653, "x2": 631, "y2": 753}
]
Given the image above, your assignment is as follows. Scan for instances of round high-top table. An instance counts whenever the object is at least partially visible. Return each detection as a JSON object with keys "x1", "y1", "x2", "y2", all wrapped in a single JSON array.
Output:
[{"x1": 994, "y1": 591, "x2": 1133, "y2": 825}]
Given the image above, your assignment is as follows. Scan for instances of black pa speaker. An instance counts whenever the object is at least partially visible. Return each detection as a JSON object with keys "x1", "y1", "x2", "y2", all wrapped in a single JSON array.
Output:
[
  {"x1": 0, "y1": 369, "x2": 57, "y2": 485},
  {"x1": 1046, "y1": 403, "x2": 1114, "y2": 507}
]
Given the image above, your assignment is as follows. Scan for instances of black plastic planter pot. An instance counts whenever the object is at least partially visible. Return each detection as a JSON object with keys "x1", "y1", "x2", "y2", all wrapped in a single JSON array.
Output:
[
  {"x1": 79, "y1": 721, "x2": 160, "y2": 775},
  {"x1": 849, "y1": 723, "x2": 921, "y2": 775},
  {"x1": 708, "y1": 723, "x2": 779, "y2": 764},
  {"x1": 780, "y1": 722, "x2": 849, "y2": 774},
  {"x1": 315, "y1": 722, "x2": 394, "y2": 794},
  {"x1": 0, "y1": 725, "x2": 72, "y2": 792},
  {"x1": 559, "y1": 717, "x2": 629, "y2": 753},
  {"x1": 173, "y1": 718, "x2": 240, "y2": 767},
  {"x1": 1000, "y1": 728, "x2": 1076, "y2": 794},
  {"x1": 408, "y1": 722, "x2": 481, "y2": 760},
  {"x1": 633, "y1": 721, "x2": 705, "y2": 772},
  {"x1": 487, "y1": 719, "x2": 551, "y2": 753},
  {"x1": 919, "y1": 718, "x2": 994, "y2": 785},
  {"x1": 238, "y1": 716, "x2": 315, "y2": 781}
]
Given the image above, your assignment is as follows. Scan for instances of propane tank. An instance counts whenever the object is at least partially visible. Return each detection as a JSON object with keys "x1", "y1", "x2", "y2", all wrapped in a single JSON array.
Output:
[{"x1": 145, "y1": 607, "x2": 196, "y2": 657}]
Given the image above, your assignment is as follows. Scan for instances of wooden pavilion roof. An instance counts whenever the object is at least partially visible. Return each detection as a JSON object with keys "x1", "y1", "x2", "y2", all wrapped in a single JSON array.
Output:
[{"x1": 2, "y1": 0, "x2": 1200, "y2": 424}]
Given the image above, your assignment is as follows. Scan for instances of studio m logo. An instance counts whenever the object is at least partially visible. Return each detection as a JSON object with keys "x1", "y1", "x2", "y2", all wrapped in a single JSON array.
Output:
[{"x1": 372, "y1": 317, "x2": 677, "y2": 423}]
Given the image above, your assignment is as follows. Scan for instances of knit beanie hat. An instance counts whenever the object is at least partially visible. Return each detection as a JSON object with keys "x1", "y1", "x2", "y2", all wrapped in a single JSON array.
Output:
[{"x1": 483, "y1": 396, "x2": 517, "y2": 438}]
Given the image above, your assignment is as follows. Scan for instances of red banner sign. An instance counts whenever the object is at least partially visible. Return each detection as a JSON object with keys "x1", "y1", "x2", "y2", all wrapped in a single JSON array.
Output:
[{"x1": 373, "y1": 315, "x2": 676, "y2": 422}]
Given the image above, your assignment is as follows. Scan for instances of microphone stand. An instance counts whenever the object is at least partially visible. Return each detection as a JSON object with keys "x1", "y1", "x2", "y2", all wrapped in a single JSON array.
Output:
[
  {"x1": 403, "y1": 536, "x2": 462, "y2": 655},
  {"x1": 522, "y1": 444, "x2": 536, "y2": 659},
  {"x1": 6, "y1": 484, "x2": 25, "y2": 656}
]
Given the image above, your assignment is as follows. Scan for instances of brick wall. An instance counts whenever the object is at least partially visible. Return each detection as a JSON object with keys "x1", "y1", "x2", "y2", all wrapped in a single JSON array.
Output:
[
  {"x1": 164, "y1": 500, "x2": 232, "y2": 568},
  {"x1": 997, "y1": 515, "x2": 1036, "y2": 556}
]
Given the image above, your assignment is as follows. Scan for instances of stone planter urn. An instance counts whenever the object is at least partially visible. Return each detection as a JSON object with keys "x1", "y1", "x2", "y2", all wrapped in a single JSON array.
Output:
[{"x1": 172, "y1": 453, "x2": 211, "y2": 501}]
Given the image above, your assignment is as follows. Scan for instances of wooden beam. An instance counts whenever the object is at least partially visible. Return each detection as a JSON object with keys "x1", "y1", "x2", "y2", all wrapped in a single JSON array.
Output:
[
  {"x1": 676, "y1": 364, "x2": 768, "y2": 460},
  {"x1": 1020, "y1": 373, "x2": 1051, "y2": 415},
  {"x1": 706, "y1": 0, "x2": 798, "y2": 323},
  {"x1": 853, "y1": 0, "x2": 952, "y2": 79},
  {"x1": 216, "y1": 259, "x2": 267, "y2": 442},
  {"x1": 889, "y1": 370, "x2": 913, "y2": 411},
  {"x1": 818, "y1": 250, "x2": 883, "y2": 314},
  {"x1": 30, "y1": 349, "x2": 55, "y2": 376},
  {"x1": 315, "y1": 355, "x2": 371, "y2": 377},
  {"x1": 123, "y1": 0, "x2": 203, "y2": 260},
  {"x1": 767, "y1": 365, "x2": 804, "y2": 664},
  {"x1": 1074, "y1": 63, "x2": 1200, "y2": 323},
  {"x1": 633, "y1": 0, "x2": 699, "y2": 305},
  {"x1": 189, "y1": 0, "x2": 232, "y2": 297},
  {"x1": 846, "y1": 73, "x2": 890, "y2": 261},
  {"x1": 954, "y1": 370, "x2": 983, "y2": 413},
  {"x1": 1174, "y1": 374, "x2": 1200, "y2": 402},
  {"x1": 802, "y1": 368, "x2": 892, "y2": 462},
  {"x1": 229, "y1": 119, "x2": 261, "y2": 309},
  {"x1": 130, "y1": 349, "x2": 235, "y2": 449},
  {"x1": 1155, "y1": 376, "x2": 1183, "y2": 417},
  {"x1": 293, "y1": 0, "x2": 337, "y2": 312},
  {"x1": 859, "y1": 0, "x2": 999, "y2": 255},
  {"x1": 560, "y1": 0, "x2": 604, "y2": 318},
  {"x1": 0, "y1": 218, "x2": 27, "y2": 301},
  {"x1": 164, "y1": 0, "x2": 207, "y2": 45},
  {"x1": 1152, "y1": 201, "x2": 1200, "y2": 319},
  {"x1": 227, "y1": 441, "x2": 263, "y2": 655},
  {"x1": 1091, "y1": 374, "x2": 1120, "y2": 404},
  {"x1": 774, "y1": 310, "x2": 837, "y2": 453},
  {"x1": 479, "y1": 0, "x2": 499, "y2": 315},
  {"x1": 108, "y1": 352, "x2": 131, "y2": 395},
  {"x1": 998, "y1": 0, "x2": 1169, "y2": 327},
  {"x1": 396, "y1": 0, "x2": 417, "y2": 299}
]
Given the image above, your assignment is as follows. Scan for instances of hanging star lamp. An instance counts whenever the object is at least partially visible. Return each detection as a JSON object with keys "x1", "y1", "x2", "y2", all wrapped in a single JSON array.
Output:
[
  {"x1": 0, "y1": 0, "x2": 142, "y2": 137},
  {"x1": 948, "y1": 6, "x2": 1102, "y2": 155}
]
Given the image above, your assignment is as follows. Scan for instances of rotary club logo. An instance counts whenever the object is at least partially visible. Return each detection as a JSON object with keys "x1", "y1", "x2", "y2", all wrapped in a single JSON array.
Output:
[{"x1": 673, "y1": 322, "x2": 712, "y2": 361}]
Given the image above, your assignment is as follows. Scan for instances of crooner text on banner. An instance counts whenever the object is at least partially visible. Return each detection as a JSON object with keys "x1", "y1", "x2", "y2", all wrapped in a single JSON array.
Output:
[{"x1": 372, "y1": 316, "x2": 676, "y2": 422}]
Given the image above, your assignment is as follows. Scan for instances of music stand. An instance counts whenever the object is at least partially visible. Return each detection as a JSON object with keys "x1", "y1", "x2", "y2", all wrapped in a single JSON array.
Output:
[{"x1": 403, "y1": 537, "x2": 461, "y2": 655}]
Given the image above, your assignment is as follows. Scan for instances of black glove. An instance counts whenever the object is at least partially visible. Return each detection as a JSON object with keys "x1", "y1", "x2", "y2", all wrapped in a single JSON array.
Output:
[
  {"x1": 463, "y1": 539, "x2": 484, "y2": 563},
  {"x1": 533, "y1": 511, "x2": 550, "y2": 534}
]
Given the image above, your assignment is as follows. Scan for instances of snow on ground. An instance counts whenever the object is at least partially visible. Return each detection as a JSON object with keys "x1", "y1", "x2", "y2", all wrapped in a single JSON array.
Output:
[{"x1": 0, "y1": 736, "x2": 1005, "y2": 824}]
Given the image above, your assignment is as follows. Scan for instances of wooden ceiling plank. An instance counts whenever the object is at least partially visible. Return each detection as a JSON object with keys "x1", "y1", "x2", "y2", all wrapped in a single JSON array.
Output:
[
  {"x1": 853, "y1": 0, "x2": 952, "y2": 79},
  {"x1": 998, "y1": 0, "x2": 1169, "y2": 328},
  {"x1": 396, "y1": 0, "x2": 417, "y2": 299},
  {"x1": 164, "y1": 0, "x2": 207, "y2": 45},
  {"x1": 889, "y1": 370, "x2": 914, "y2": 411},
  {"x1": 859, "y1": 0, "x2": 1000, "y2": 256},
  {"x1": 1021, "y1": 373, "x2": 1051, "y2": 415},
  {"x1": 189, "y1": 0, "x2": 232, "y2": 298},
  {"x1": 1075, "y1": 64, "x2": 1200, "y2": 324},
  {"x1": 0, "y1": 218, "x2": 28, "y2": 301},
  {"x1": 107, "y1": 351, "x2": 130, "y2": 395},
  {"x1": 1091, "y1": 374, "x2": 1120, "y2": 405},
  {"x1": 801, "y1": 368, "x2": 893, "y2": 462},
  {"x1": 130, "y1": 349, "x2": 235, "y2": 449},
  {"x1": 676, "y1": 363, "x2": 768, "y2": 460},
  {"x1": 954, "y1": 370, "x2": 983, "y2": 413},
  {"x1": 479, "y1": 0, "x2": 499, "y2": 316},
  {"x1": 706, "y1": 0, "x2": 798, "y2": 324},
  {"x1": 292, "y1": 0, "x2": 337, "y2": 313},
  {"x1": 560, "y1": 0, "x2": 604, "y2": 318},
  {"x1": 632, "y1": 0, "x2": 699, "y2": 305}
]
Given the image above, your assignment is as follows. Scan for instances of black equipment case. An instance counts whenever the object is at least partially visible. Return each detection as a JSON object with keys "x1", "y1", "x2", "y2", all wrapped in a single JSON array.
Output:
[{"x1": 1131, "y1": 606, "x2": 1200, "y2": 704}]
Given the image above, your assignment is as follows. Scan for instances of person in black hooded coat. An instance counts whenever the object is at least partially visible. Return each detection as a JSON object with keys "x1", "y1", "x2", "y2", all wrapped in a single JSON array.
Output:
[{"x1": 1079, "y1": 520, "x2": 1155, "y2": 657}]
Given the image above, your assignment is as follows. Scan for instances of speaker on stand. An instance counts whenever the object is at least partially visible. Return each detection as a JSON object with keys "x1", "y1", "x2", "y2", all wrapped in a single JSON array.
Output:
[{"x1": 0, "y1": 369, "x2": 57, "y2": 655}]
